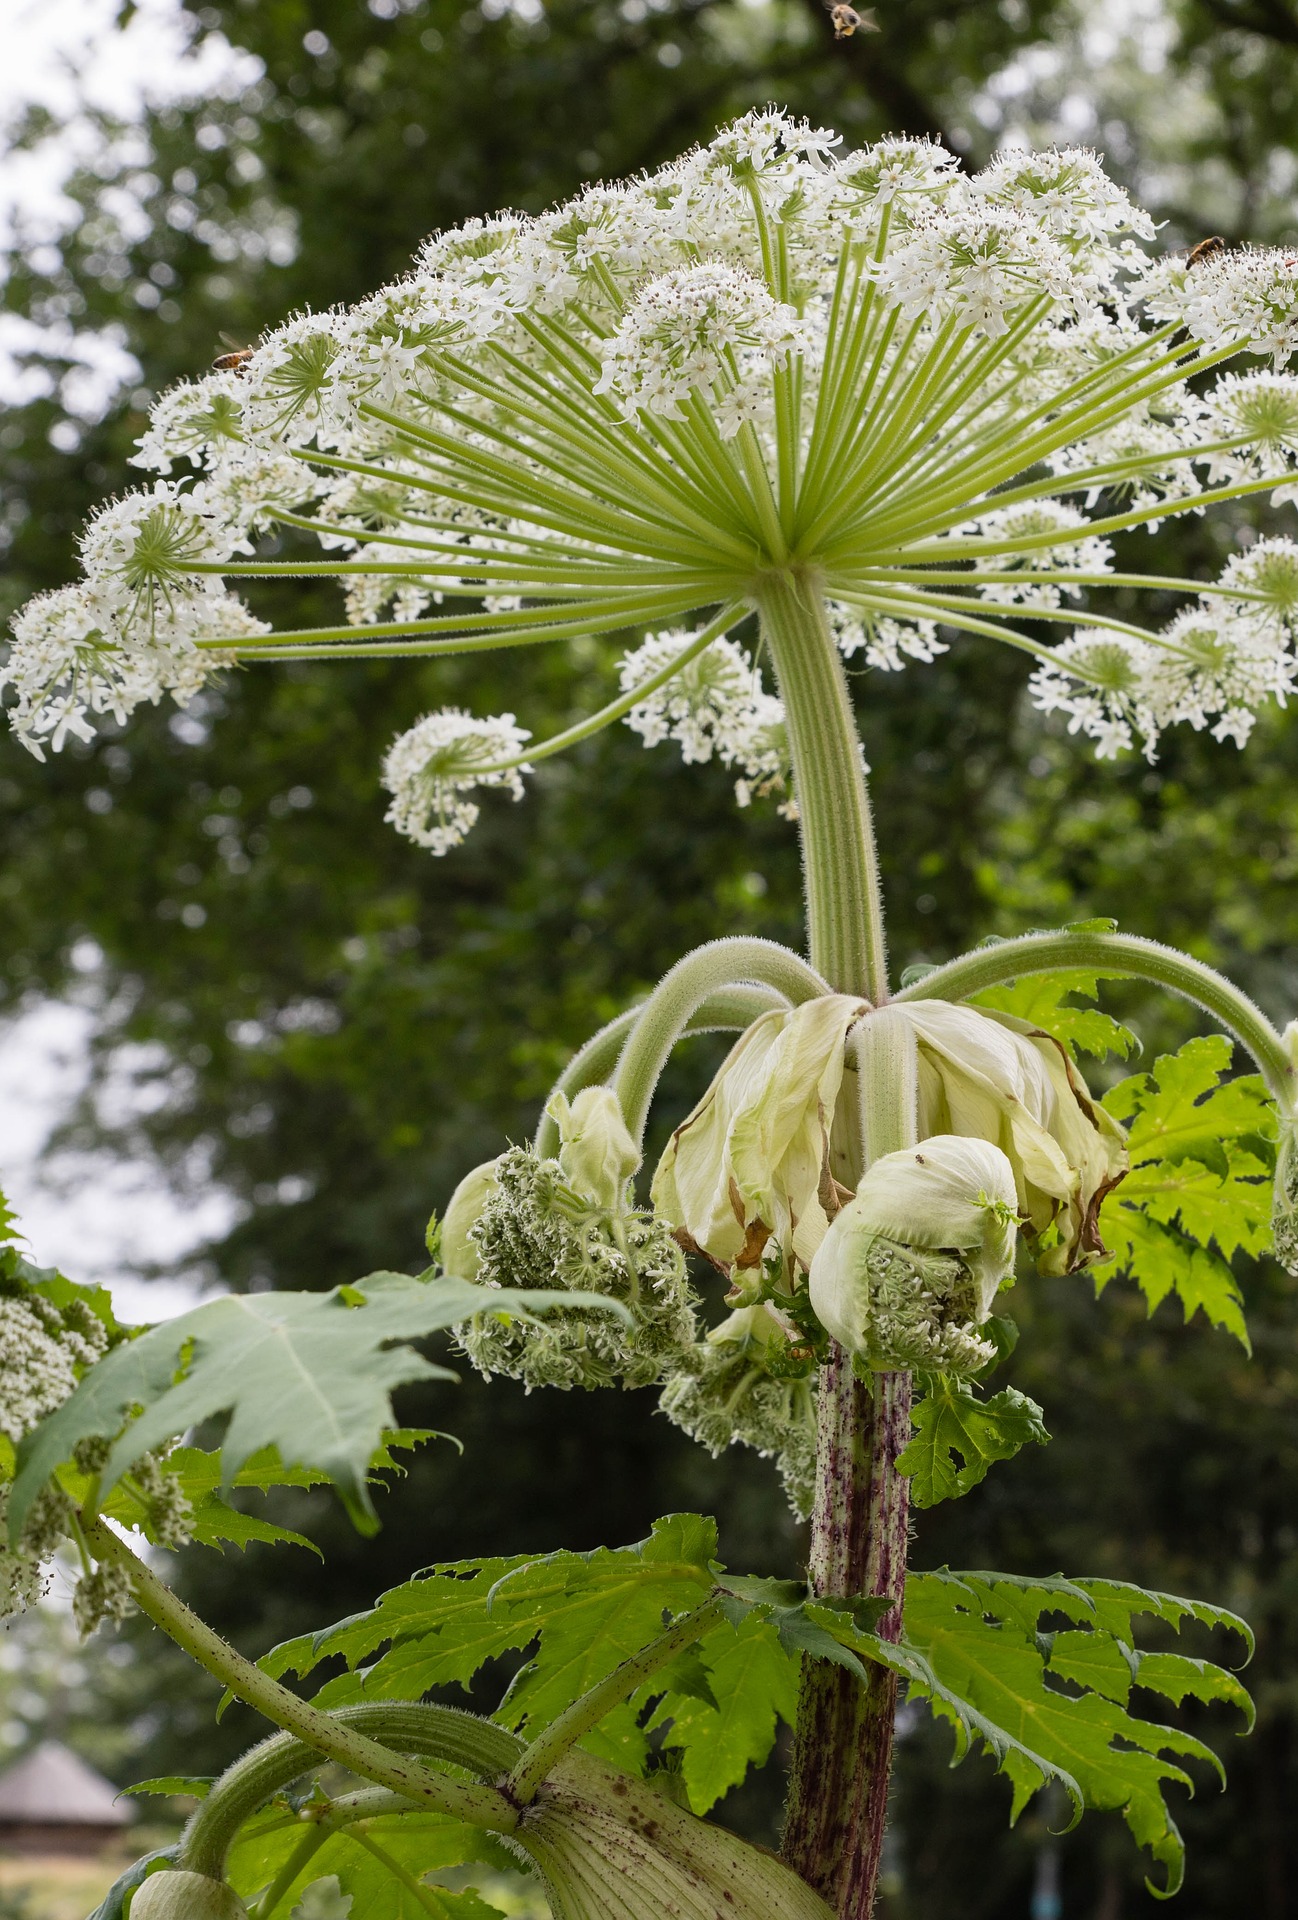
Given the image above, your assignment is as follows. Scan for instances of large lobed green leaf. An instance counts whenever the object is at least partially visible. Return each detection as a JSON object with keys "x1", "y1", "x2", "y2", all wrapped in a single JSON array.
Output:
[
  {"x1": 252, "y1": 1514, "x2": 1251, "y2": 1878},
  {"x1": 972, "y1": 961, "x2": 1137, "y2": 1062},
  {"x1": 12, "y1": 1272, "x2": 623, "y2": 1535},
  {"x1": 897, "y1": 1376, "x2": 1049, "y2": 1508},
  {"x1": 1101, "y1": 1035, "x2": 1276, "y2": 1349},
  {"x1": 810, "y1": 1568, "x2": 1252, "y2": 1897}
]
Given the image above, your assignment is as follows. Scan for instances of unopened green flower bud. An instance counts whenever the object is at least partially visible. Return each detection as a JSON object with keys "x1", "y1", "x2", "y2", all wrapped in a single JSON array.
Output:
[
  {"x1": 516, "y1": 1750, "x2": 833, "y2": 1920},
  {"x1": 809, "y1": 1135, "x2": 1017, "y2": 1375},
  {"x1": 439, "y1": 1158, "x2": 502, "y2": 1280},
  {"x1": 652, "y1": 995, "x2": 869, "y2": 1276},
  {"x1": 863, "y1": 1000, "x2": 1128, "y2": 1276},
  {"x1": 549, "y1": 1086, "x2": 641, "y2": 1210},
  {"x1": 129, "y1": 1869, "x2": 249, "y2": 1920}
]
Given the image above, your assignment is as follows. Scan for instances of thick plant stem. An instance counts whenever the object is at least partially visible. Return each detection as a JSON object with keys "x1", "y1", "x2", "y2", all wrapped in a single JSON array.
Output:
[
  {"x1": 534, "y1": 984, "x2": 791, "y2": 1156},
  {"x1": 759, "y1": 570, "x2": 907, "y2": 1917},
  {"x1": 757, "y1": 571, "x2": 888, "y2": 1004},
  {"x1": 612, "y1": 937, "x2": 830, "y2": 1144}
]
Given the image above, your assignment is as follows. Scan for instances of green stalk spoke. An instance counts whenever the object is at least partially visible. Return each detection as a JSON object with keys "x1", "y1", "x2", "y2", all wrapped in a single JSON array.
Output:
[
  {"x1": 357, "y1": 401, "x2": 741, "y2": 565},
  {"x1": 847, "y1": 338, "x2": 1246, "y2": 555},
  {"x1": 196, "y1": 587, "x2": 715, "y2": 656},
  {"x1": 372, "y1": 393, "x2": 699, "y2": 544},
  {"x1": 207, "y1": 559, "x2": 705, "y2": 592},
  {"x1": 301, "y1": 448, "x2": 689, "y2": 562},
  {"x1": 476, "y1": 342, "x2": 752, "y2": 534},
  {"x1": 837, "y1": 300, "x2": 1054, "y2": 515},
  {"x1": 843, "y1": 582, "x2": 1167, "y2": 647},
  {"x1": 837, "y1": 339, "x2": 1216, "y2": 550},
  {"x1": 469, "y1": 601, "x2": 744, "y2": 776},
  {"x1": 838, "y1": 565, "x2": 1261, "y2": 600},
  {"x1": 865, "y1": 469, "x2": 1295, "y2": 567},
  {"x1": 828, "y1": 589, "x2": 1061, "y2": 666}
]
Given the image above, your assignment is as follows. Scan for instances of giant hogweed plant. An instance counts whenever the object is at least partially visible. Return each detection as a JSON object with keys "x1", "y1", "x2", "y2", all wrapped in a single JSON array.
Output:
[{"x1": 5, "y1": 112, "x2": 1298, "y2": 1920}]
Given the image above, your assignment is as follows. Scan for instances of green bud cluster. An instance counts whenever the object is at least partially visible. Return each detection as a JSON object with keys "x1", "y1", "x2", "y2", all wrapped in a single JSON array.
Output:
[
  {"x1": 831, "y1": 1238, "x2": 996, "y2": 1375},
  {"x1": 458, "y1": 1148, "x2": 699, "y2": 1390},
  {"x1": 659, "y1": 1305, "x2": 818, "y2": 1520}
]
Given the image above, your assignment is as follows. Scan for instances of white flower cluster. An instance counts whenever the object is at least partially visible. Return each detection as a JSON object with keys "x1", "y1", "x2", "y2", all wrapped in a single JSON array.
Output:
[
  {"x1": 0, "y1": 1282, "x2": 108, "y2": 1623},
  {"x1": 829, "y1": 604, "x2": 946, "y2": 672},
  {"x1": 958, "y1": 502, "x2": 1115, "y2": 608},
  {"x1": 2, "y1": 483, "x2": 266, "y2": 760},
  {"x1": 659, "y1": 1304, "x2": 818, "y2": 1520},
  {"x1": 1149, "y1": 247, "x2": 1298, "y2": 367},
  {"x1": 1029, "y1": 538, "x2": 1298, "y2": 756},
  {"x1": 381, "y1": 709, "x2": 531, "y2": 855},
  {"x1": 594, "y1": 263, "x2": 804, "y2": 436},
  {"x1": 0, "y1": 1294, "x2": 105, "y2": 1444},
  {"x1": 14, "y1": 106, "x2": 1298, "y2": 798},
  {"x1": 455, "y1": 1146, "x2": 699, "y2": 1392},
  {"x1": 619, "y1": 631, "x2": 791, "y2": 809}
]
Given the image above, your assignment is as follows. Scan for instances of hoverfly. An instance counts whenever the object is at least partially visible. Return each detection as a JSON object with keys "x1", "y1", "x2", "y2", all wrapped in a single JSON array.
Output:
[{"x1": 211, "y1": 332, "x2": 256, "y2": 375}]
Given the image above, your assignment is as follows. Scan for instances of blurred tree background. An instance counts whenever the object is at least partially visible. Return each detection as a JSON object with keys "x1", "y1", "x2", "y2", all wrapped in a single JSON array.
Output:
[{"x1": 2, "y1": 0, "x2": 1298, "y2": 1914}]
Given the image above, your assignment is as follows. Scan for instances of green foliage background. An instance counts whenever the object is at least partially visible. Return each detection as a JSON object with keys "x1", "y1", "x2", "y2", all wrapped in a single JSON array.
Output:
[{"x1": 3, "y1": 0, "x2": 1298, "y2": 1912}]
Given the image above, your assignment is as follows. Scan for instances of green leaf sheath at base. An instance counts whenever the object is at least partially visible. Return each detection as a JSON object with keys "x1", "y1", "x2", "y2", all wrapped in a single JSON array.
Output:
[
  {"x1": 12, "y1": 1272, "x2": 625, "y2": 1535},
  {"x1": 513, "y1": 1751, "x2": 833, "y2": 1920},
  {"x1": 897, "y1": 1377, "x2": 1049, "y2": 1507},
  {"x1": 1101, "y1": 1035, "x2": 1277, "y2": 1348}
]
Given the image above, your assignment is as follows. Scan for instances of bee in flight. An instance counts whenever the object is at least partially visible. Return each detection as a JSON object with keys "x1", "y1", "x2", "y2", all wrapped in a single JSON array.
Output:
[
  {"x1": 1184, "y1": 236, "x2": 1229, "y2": 268},
  {"x1": 824, "y1": 0, "x2": 878, "y2": 36},
  {"x1": 211, "y1": 332, "x2": 256, "y2": 374}
]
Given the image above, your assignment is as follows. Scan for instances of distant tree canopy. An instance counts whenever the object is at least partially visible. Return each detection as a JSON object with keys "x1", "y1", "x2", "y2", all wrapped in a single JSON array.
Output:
[{"x1": 2, "y1": 2, "x2": 1298, "y2": 1913}]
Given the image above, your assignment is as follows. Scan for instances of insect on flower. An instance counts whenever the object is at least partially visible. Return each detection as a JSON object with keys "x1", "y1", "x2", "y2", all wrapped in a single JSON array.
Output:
[
  {"x1": 211, "y1": 333, "x2": 256, "y2": 374},
  {"x1": 1185, "y1": 235, "x2": 1230, "y2": 268}
]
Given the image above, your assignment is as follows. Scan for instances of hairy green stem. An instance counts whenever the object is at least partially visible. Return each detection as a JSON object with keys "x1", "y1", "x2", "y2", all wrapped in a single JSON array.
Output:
[
  {"x1": 756, "y1": 573, "x2": 887, "y2": 1003},
  {"x1": 534, "y1": 983, "x2": 793, "y2": 1159},
  {"x1": 179, "y1": 1703, "x2": 522, "y2": 1879},
  {"x1": 507, "y1": 1600, "x2": 725, "y2": 1804},
  {"x1": 758, "y1": 572, "x2": 907, "y2": 1918},
  {"x1": 83, "y1": 1520, "x2": 520, "y2": 1848},
  {"x1": 610, "y1": 937, "x2": 831, "y2": 1146},
  {"x1": 897, "y1": 930, "x2": 1294, "y2": 1107}
]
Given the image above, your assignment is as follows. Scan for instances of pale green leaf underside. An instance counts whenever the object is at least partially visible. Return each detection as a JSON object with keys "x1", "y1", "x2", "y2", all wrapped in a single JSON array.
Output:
[{"x1": 13, "y1": 1272, "x2": 622, "y2": 1534}]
